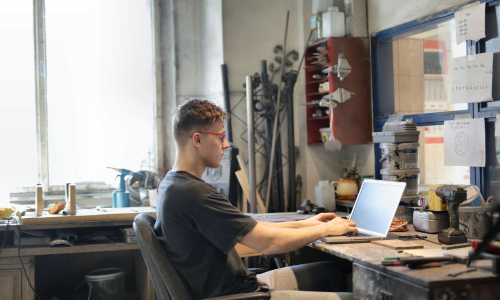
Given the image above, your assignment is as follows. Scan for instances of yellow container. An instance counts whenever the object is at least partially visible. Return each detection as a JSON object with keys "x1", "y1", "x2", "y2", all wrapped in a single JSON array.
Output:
[{"x1": 429, "y1": 185, "x2": 447, "y2": 211}]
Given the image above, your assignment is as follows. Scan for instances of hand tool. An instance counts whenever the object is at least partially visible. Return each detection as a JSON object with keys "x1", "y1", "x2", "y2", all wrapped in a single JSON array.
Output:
[
  {"x1": 436, "y1": 185, "x2": 468, "y2": 245},
  {"x1": 398, "y1": 256, "x2": 456, "y2": 267},
  {"x1": 107, "y1": 167, "x2": 144, "y2": 208},
  {"x1": 442, "y1": 243, "x2": 471, "y2": 250},
  {"x1": 447, "y1": 268, "x2": 477, "y2": 277}
]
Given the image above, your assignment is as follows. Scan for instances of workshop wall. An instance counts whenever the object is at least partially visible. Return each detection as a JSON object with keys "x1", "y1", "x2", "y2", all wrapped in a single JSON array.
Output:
[
  {"x1": 159, "y1": 0, "x2": 224, "y2": 174},
  {"x1": 222, "y1": 0, "x2": 375, "y2": 207},
  {"x1": 367, "y1": 0, "x2": 472, "y2": 34}
]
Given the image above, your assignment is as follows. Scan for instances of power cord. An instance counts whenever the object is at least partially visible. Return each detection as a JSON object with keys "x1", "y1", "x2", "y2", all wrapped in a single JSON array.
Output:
[
  {"x1": 0, "y1": 216, "x2": 12, "y2": 256},
  {"x1": 12, "y1": 215, "x2": 42, "y2": 300}
]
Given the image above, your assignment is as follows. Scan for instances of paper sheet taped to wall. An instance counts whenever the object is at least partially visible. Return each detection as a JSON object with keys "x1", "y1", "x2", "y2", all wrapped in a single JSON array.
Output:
[
  {"x1": 455, "y1": 2, "x2": 486, "y2": 45},
  {"x1": 451, "y1": 52, "x2": 493, "y2": 104},
  {"x1": 444, "y1": 119, "x2": 485, "y2": 167}
]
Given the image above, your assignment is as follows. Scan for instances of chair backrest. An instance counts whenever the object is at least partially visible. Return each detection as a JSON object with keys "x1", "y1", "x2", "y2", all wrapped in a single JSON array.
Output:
[{"x1": 133, "y1": 213, "x2": 193, "y2": 300}]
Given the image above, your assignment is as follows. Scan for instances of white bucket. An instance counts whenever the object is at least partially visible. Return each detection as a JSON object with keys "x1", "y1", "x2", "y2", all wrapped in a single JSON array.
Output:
[
  {"x1": 380, "y1": 168, "x2": 420, "y2": 196},
  {"x1": 380, "y1": 143, "x2": 420, "y2": 170}
]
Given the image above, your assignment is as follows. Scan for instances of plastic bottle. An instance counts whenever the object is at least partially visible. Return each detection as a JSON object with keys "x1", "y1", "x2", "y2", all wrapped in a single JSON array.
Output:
[
  {"x1": 322, "y1": 7, "x2": 345, "y2": 38},
  {"x1": 314, "y1": 180, "x2": 336, "y2": 211}
]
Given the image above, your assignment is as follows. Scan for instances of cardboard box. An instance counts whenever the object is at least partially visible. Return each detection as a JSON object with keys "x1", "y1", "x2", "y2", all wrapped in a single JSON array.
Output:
[{"x1": 310, "y1": 13, "x2": 322, "y2": 30}]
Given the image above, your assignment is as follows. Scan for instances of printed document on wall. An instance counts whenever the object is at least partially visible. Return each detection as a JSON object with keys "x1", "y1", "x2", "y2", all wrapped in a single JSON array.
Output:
[
  {"x1": 444, "y1": 119, "x2": 485, "y2": 167},
  {"x1": 455, "y1": 2, "x2": 486, "y2": 44},
  {"x1": 451, "y1": 52, "x2": 493, "y2": 103}
]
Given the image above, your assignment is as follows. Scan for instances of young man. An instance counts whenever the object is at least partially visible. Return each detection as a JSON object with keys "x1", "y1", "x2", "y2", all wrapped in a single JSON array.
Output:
[{"x1": 154, "y1": 99, "x2": 358, "y2": 299}]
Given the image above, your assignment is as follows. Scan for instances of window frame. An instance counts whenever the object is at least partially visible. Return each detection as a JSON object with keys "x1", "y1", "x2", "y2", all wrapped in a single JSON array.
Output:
[
  {"x1": 371, "y1": 0, "x2": 498, "y2": 197},
  {"x1": 27, "y1": 0, "x2": 163, "y2": 196}
]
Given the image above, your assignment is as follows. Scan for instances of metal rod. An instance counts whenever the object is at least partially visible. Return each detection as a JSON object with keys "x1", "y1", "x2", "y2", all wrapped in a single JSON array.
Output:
[
  {"x1": 246, "y1": 76, "x2": 257, "y2": 213},
  {"x1": 221, "y1": 64, "x2": 233, "y2": 143},
  {"x1": 265, "y1": 11, "x2": 289, "y2": 213}
]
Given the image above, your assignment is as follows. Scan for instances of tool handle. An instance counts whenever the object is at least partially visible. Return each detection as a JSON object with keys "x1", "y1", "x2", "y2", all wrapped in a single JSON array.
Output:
[
  {"x1": 449, "y1": 200, "x2": 460, "y2": 229},
  {"x1": 472, "y1": 240, "x2": 500, "y2": 255},
  {"x1": 399, "y1": 256, "x2": 455, "y2": 265}
]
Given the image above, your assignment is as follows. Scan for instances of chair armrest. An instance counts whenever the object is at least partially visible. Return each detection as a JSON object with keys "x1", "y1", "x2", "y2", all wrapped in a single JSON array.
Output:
[
  {"x1": 247, "y1": 268, "x2": 266, "y2": 274},
  {"x1": 203, "y1": 292, "x2": 271, "y2": 300}
]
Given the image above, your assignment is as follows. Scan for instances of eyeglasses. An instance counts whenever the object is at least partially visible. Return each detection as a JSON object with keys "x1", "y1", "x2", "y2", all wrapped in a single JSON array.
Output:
[{"x1": 189, "y1": 131, "x2": 226, "y2": 141}]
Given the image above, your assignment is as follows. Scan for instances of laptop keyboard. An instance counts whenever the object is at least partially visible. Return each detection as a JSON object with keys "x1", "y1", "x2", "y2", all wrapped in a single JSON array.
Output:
[{"x1": 343, "y1": 232, "x2": 371, "y2": 237}]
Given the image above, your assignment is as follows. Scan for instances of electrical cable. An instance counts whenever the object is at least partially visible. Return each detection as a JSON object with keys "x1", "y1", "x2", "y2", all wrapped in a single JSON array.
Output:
[
  {"x1": 69, "y1": 281, "x2": 86, "y2": 300},
  {"x1": 0, "y1": 216, "x2": 12, "y2": 256},
  {"x1": 12, "y1": 216, "x2": 42, "y2": 300}
]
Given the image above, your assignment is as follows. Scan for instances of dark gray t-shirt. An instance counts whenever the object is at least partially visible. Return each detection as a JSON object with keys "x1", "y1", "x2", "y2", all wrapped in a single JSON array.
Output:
[{"x1": 154, "y1": 171, "x2": 258, "y2": 299}]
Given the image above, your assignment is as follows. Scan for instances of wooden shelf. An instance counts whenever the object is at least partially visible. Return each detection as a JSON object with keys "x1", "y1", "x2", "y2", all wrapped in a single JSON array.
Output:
[
  {"x1": 0, "y1": 242, "x2": 139, "y2": 258},
  {"x1": 308, "y1": 116, "x2": 330, "y2": 121},
  {"x1": 307, "y1": 79, "x2": 329, "y2": 85},
  {"x1": 307, "y1": 91, "x2": 328, "y2": 97},
  {"x1": 304, "y1": 37, "x2": 372, "y2": 145}
]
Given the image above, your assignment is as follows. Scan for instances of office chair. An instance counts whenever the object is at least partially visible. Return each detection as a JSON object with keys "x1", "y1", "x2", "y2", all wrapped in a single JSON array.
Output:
[{"x1": 133, "y1": 213, "x2": 271, "y2": 300}]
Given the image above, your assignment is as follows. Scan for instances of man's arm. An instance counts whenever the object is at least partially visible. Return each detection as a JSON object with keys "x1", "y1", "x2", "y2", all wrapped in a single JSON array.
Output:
[
  {"x1": 258, "y1": 213, "x2": 338, "y2": 229},
  {"x1": 240, "y1": 217, "x2": 357, "y2": 255}
]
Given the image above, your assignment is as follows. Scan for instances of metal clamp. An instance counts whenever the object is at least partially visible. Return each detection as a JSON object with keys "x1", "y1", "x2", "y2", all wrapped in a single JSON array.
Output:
[
  {"x1": 319, "y1": 88, "x2": 356, "y2": 108},
  {"x1": 322, "y1": 53, "x2": 351, "y2": 81}
]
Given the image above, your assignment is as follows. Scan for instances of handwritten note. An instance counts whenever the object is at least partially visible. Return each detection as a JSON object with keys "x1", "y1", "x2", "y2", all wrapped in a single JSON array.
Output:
[
  {"x1": 451, "y1": 52, "x2": 493, "y2": 103},
  {"x1": 444, "y1": 119, "x2": 485, "y2": 167},
  {"x1": 455, "y1": 2, "x2": 486, "y2": 44}
]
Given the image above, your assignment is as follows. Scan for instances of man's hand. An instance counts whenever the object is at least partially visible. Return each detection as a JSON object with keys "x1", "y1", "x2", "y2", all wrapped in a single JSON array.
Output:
[
  {"x1": 302, "y1": 213, "x2": 338, "y2": 227},
  {"x1": 325, "y1": 218, "x2": 358, "y2": 236}
]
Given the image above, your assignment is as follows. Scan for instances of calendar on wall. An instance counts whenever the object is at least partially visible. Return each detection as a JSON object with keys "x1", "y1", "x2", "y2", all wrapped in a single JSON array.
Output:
[{"x1": 424, "y1": 75, "x2": 449, "y2": 112}]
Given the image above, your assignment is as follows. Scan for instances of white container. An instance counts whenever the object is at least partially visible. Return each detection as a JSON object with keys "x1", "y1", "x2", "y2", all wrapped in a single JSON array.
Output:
[
  {"x1": 322, "y1": 7, "x2": 345, "y2": 38},
  {"x1": 319, "y1": 127, "x2": 331, "y2": 143},
  {"x1": 380, "y1": 168, "x2": 420, "y2": 196},
  {"x1": 380, "y1": 142, "x2": 420, "y2": 170},
  {"x1": 315, "y1": 180, "x2": 336, "y2": 211}
]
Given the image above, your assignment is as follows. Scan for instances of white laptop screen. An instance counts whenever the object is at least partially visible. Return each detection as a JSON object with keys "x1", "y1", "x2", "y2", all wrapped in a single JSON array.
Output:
[{"x1": 349, "y1": 180, "x2": 406, "y2": 236}]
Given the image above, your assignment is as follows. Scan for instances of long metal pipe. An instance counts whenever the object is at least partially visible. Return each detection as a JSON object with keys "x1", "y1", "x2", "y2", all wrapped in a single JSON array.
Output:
[
  {"x1": 246, "y1": 76, "x2": 257, "y2": 213},
  {"x1": 265, "y1": 11, "x2": 289, "y2": 213},
  {"x1": 221, "y1": 64, "x2": 233, "y2": 143}
]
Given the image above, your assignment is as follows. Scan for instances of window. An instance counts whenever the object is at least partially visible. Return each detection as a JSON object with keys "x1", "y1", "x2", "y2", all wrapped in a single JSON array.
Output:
[
  {"x1": 0, "y1": 2, "x2": 38, "y2": 201},
  {"x1": 0, "y1": 0, "x2": 157, "y2": 203},
  {"x1": 372, "y1": 5, "x2": 474, "y2": 187},
  {"x1": 371, "y1": 0, "x2": 500, "y2": 197}
]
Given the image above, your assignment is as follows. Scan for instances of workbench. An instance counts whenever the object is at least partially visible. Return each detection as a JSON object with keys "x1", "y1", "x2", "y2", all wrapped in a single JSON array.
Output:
[
  {"x1": 249, "y1": 212, "x2": 500, "y2": 299},
  {"x1": 2, "y1": 210, "x2": 499, "y2": 300}
]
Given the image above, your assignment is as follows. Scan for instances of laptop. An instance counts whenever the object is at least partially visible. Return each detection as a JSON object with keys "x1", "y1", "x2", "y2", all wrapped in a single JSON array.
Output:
[{"x1": 322, "y1": 179, "x2": 406, "y2": 243}]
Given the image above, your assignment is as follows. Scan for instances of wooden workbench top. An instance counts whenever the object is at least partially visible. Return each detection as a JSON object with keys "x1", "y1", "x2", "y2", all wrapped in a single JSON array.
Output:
[{"x1": 21, "y1": 206, "x2": 156, "y2": 224}]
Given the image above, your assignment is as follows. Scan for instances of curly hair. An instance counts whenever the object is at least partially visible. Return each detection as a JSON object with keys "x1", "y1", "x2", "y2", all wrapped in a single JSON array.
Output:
[{"x1": 172, "y1": 99, "x2": 227, "y2": 145}]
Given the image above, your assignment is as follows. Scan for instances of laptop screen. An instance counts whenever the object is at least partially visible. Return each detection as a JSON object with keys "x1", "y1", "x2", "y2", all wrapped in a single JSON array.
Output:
[{"x1": 349, "y1": 179, "x2": 406, "y2": 236}]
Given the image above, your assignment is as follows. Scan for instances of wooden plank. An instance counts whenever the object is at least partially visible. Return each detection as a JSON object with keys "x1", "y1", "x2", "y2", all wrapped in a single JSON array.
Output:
[
  {"x1": 235, "y1": 171, "x2": 265, "y2": 213},
  {"x1": 403, "y1": 247, "x2": 471, "y2": 259},
  {"x1": 371, "y1": 239, "x2": 424, "y2": 250},
  {"x1": 235, "y1": 243, "x2": 263, "y2": 258},
  {"x1": 21, "y1": 207, "x2": 156, "y2": 224},
  {"x1": 235, "y1": 156, "x2": 266, "y2": 213}
]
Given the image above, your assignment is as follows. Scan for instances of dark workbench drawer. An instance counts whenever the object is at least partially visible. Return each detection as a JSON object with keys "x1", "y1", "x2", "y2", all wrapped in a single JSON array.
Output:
[
  {"x1": 353, "y1": 263, "x2": 500, "y2": 300},
  {"x1": 353, "y1": 263, "x2": 429, "y2": 300}
]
